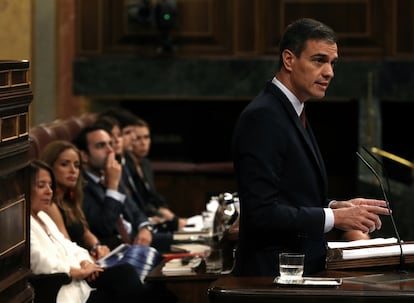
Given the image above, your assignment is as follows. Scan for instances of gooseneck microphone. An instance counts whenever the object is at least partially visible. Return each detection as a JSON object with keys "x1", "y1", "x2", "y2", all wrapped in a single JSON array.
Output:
[
  {"x1": 362, "y1": 146, "x2": 392, "y2": 202},
  {"x1": 356, "y1": 150, "x2": 405, "y2": 270}
]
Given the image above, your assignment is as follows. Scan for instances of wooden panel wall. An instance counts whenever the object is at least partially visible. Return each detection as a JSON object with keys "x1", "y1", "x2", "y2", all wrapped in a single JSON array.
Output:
[
  {"x1": 75, "y1": 0, "x2": 414, "y2": 58},
  {"x1": 0, "y1": 61, "x2": 33, "y2": 303},
  {"x1": 394, "y1": 0, "x2": 414, "y2": 56}
]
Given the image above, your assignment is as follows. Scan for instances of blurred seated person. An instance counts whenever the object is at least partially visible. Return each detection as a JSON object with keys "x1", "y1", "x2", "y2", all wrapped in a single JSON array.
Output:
[
  {"x1": 97, "y1": 108, "x2": 187, "y2": 232},
  {"x1": 73, "y1": 124, "x2": 172, "y2": 252},
  {"x1": 29, "y1": 159, "x2": 145, "y2": 303},
  {"x1": 131, "y1": 116, "x2": 188, "y2": 231},
  {"x1": 40, "y1": 142, "x2": 177, "y2": 301},
  {"x1": 93, "y1": 114, "x2": 142, "y2": 202},
  {"x1": 40, "y1": 140, "x2": 111, "y2": 259}
]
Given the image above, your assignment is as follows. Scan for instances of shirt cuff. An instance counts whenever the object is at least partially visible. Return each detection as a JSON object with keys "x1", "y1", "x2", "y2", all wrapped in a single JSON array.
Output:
[
  {"x1": 324, "y1": 208, "x2": 334, "y2": 233},
  {"x1": 138, "y1": 221, "x2": 153, "y2": 231},
  {"x1": 106, "y1": 189, "x2": 126, "y2": 203}
]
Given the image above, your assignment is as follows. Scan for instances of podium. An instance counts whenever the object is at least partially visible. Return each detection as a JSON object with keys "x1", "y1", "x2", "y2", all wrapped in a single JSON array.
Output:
[
  {"x1": 208, "y1": 269, "x2": 414, "y2": 303},
  {"x1": 209, "y1": 239, "x2": 414, "y2": 303}
]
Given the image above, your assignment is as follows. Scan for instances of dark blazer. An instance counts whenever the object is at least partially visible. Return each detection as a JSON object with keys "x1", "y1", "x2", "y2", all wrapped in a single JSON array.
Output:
[
  {"x1": 120, "y1": 153, "x2": 148, "y2": 213},
  {"x1": 81, "y1": 171, "x2": 149, "y2": 249},
  {"x1": 138, "y1": 158, "x2": 169, "y2": 209},
  {"x1": 123, "y1": 155, "x2": 179, "y2": 232},
  {"x1": 124, "y1": 153, "x2": 168, "y2": 214},
  {"x1": 232, "y1": 81, "x2": 330, "y2": 276}
]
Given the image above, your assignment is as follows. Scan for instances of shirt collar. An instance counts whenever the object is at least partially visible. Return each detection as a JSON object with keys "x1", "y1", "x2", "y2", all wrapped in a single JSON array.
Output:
[
  {"x1": 85, "y1": 171, "x2": 101, "y2": 184},
  {"x1": 272, "y1": 77, "x2": 303, "y2": 117}
]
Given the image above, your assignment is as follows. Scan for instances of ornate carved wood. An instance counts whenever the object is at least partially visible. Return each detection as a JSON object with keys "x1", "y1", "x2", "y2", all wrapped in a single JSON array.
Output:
[
  {"x1": 75, "y1": 0, "x2": 414, "y2": 58},
  {"x1": 0, "y1": 60, "x2": 33, "y2": 303}
]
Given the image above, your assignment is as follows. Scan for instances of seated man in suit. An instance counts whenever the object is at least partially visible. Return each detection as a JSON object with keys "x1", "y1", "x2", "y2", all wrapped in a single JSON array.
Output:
[
  {"x1": 73, "y1": 125, "x2": 172, "y2": 252},
  {"x1": 97, "y1": 108, "x2": 187, "y2": 232}
]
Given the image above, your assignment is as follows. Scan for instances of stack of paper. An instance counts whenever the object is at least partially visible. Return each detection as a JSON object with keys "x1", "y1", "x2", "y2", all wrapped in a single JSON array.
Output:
[
  {"x1": 173, "y1": 230, "x2": 210, "y2": 242},
  {"x1": 170, "y1": 243, "x2": 211, "y2": 255},
  {"x1": 161, "y1": 257, "x2": 202, "y2": 274},
  {"x1": 326, "y1": 237, "x2": 414, "y2": 269},
  {"x1": 182, "y1": 215, "x2": 204, "y2": 232},
  {"x1": 328, "y1": 237, "x2": 398, "y2": 250}
]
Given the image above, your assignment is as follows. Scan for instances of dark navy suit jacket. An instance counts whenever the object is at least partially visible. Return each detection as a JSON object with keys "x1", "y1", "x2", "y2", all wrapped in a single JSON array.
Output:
[
  {"x1": 232, "y1": 81, "x2": 330, "y2": 276},
  {"x1": 81, "y1": 171, "x2": 148, "y2": 249}
]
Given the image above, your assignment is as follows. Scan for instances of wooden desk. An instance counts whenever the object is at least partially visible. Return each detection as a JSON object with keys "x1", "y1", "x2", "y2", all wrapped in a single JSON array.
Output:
[
  {"x1": 146, "y1": 260, "x2": 224, "y2": 303},
  {"x1": 208, "y1": 270, "x2": 414, "y2": 303},
  {"x1": 146, "y1": 218, "x2": 237, "y2": 303}
]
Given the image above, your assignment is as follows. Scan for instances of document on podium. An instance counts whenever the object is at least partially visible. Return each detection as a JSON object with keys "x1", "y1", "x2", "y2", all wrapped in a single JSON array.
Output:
[
  {"x1": 328, "y1": 237, "x2": 398, "y2": 250},
  {"x1": 340, "y1": 243, "x2": 414, "y2": 260},
  {"x1": 326, "y1": 238, "x2": 414, "y2": 269}
]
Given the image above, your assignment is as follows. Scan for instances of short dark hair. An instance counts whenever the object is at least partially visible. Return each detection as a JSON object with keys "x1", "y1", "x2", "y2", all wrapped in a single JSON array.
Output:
[
  {"x1": 72, "y1": 125, "x2": 110, "y2": 154},
  {"x1": 98, "y1": 107, "x2": 141, "y2": 129},
  {"x1": 94, "y1": 115, "x2": 121, "y2": 135},
  {"x1": 277, "y1": 18, "x2": 337, "y2": 70}
]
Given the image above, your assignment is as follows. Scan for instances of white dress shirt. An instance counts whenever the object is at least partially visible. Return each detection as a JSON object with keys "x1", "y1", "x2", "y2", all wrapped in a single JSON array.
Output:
[{"x1": 31, "y1": 211, "x2": 93, "y2": 303}]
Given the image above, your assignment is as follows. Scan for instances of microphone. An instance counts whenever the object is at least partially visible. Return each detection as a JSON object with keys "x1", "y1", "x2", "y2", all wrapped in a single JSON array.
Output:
[
  {"x1": 362, "y1": 146, "x2": 392, "y2": 205},
  {"x1": 356, "y1": 150, "x2": 405, "y2": 270}
]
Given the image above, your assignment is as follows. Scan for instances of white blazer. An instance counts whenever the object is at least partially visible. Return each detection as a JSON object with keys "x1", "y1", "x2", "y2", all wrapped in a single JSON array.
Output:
[{"x1": 30, "y1": 211, "x2": 93, "y2": 303}]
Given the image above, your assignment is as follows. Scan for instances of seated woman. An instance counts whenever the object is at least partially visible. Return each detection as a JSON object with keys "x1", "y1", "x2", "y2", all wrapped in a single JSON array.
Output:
[
  {"x1": 40, "y1": 140, "x2": 110, "y2": 259},
  {"x1": 39, "y1": 141, "x2": 177, "y2": 301},
  {"x1": 29, "y1": 159, "x2": 144, "y2": 303}
]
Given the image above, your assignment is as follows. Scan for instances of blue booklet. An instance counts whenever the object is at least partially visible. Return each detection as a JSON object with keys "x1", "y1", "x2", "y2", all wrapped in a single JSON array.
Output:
[{"x1": 96, "y1": 244, "x2": 161, "y2": 282}]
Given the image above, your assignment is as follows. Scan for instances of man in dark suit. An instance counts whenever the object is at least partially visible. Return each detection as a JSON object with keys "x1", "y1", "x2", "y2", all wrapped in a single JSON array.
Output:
[
  {"x1": 232, "y1": 18, "x2": 390, "y2": 277},
  {"x1": 97, "y1": 108, "x2": 187, "y2": 232},
  {"x1": 73, "y1": 125, "x2": 172, "y2": 252}
]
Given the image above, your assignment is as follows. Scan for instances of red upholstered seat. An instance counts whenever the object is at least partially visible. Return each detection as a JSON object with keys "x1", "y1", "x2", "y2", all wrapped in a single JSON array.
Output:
[
  {"x1": 29, "y1": 125, "x2": 55, "y2": 159},
  {"x1": 29, "y1": 113, "x2": 97, "y2": 159}
]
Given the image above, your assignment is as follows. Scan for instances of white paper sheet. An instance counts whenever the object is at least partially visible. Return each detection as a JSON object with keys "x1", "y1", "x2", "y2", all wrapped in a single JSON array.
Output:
[
  {"x1": 328, "y1": 237, "x2": 398, "y2": 249},
  {"x1": 341, "y1": 243, "x2": 414, "y2": 260},
  {"x1": 182, "y1": 215, "x2": 204, "y2": 232}
]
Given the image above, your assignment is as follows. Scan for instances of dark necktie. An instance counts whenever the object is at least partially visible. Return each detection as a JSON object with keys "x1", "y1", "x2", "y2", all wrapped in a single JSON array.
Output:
[
  {"x1": 300, "y1": 108, "x2": 306, "y2": 129},
  {"x1": 118, "y1": 215, "x2": 132, "y2": 244},
  {"x1": 98, "y1": 178, "x2": 131, "y2": 244}
]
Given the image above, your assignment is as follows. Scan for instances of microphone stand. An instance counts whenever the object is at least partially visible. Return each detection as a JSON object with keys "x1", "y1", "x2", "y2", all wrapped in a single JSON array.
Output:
[
  {"x1": 356, "y1": 151, "x2": 407, "y2": 273},
  {"x1": 362, "y1": 146, "x2": 393, "y2": 205}
]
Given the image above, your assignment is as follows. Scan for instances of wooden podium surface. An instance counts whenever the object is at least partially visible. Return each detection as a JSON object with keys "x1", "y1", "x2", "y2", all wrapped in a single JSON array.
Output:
[{"x1": 208, "y1": 269, "x2": 414, "y2": 303}]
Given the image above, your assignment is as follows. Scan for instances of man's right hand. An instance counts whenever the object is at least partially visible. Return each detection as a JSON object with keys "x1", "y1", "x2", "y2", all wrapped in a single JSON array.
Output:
[
  {"x1": 332, "y1": 198, "x2": 390, "y2": 234},
  {"x1": 133, "y1": 226, "x2": 152, "y2": 246},
  {"x1": 104, "y1": 152, "x2": 122, "y2": 190}
]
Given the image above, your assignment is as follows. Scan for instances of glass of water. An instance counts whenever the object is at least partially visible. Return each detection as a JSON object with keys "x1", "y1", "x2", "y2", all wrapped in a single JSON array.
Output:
[
  {"x1": 205, "y1": 246, "x2": 223, "y2": 274},
  {"x1": 278, "y1": 253, "x2": 304, "y2": 282}
]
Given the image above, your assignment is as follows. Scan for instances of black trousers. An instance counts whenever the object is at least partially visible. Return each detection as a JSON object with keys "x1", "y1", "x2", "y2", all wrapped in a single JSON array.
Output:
[
  {"x1": 86, "y1": 263, "x2": 143, "y2": 302},
  {"x1": 86, "y1": 263, "x2": 177, "y2": 303}
]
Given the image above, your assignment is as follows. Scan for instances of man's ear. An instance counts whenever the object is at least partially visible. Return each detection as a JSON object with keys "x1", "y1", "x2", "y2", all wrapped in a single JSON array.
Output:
[
  {"x1": 281, "y1": 49, "x2": 295, "y2": 72},
  {"x1": 80, "y1": 150, "x2": 88, "y2": 164}
]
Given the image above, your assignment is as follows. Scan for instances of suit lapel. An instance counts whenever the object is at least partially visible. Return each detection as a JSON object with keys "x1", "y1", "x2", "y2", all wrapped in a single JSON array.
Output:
[
  {"x1": 121, "y1": 166, "x2": 147, "y2": 212},
  {"x1": 82, "y1": 171, "x2": 106, "y2": 202},
  {"x1": 304, "y1": 121, "x2": 328, "y2": 185},
  {"x1": 267, "y1": 82, "x2": 328, "y2": 188}
]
